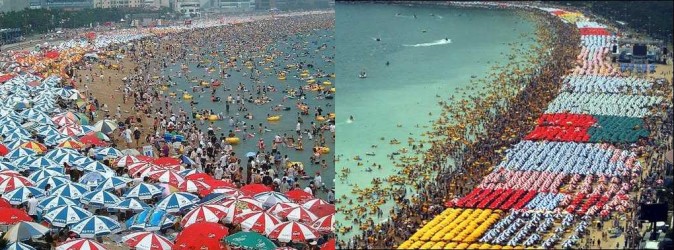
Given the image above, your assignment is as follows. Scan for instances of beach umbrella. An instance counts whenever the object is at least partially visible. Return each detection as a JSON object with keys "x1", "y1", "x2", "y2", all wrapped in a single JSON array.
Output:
[
  {"x1": 58, "y1": 126, "x2": 83, "y2": 137},
  {"x1": 174, "y1": 222, "x2": 229, "y2": 250},
  {"x1": 122, "y1": 232, "x2": 173, "y2": 250},
  {"x1": 0, "y1": 162, "x2": 17, "y2": 171},
  {"x1": 25, "y1": 157, "x2": 59, "y2": 170},
  {"x1": 185, "y1": 173, "x2": 213, "y2": 181},
  {"x1": 116, "y1": 155, "x2": 141, "y2": 167},
  {"x1": 51, "y1": 183, "x2": 90, "y2": 199},
  {"x1": 43, "y1": 134, "x2": 69, "y2": 146},
  {"x1": 51, "y1": 115, "x2": 76, "y2": 127},
  {"x1": 4, "y1": 148, "x2": 36, "y2": 160},
  {"x1": 147, "y1": 169, "x2": 184, "y2": 186},
  {"x1": 267, "y1": 202, "x2": 301, "y2": 215},
  {"x1": 78, "y1": 134, "x2": 107, "y2": 146},
  {"x1": 220, "y1": 197, "x2": 263, "y2": 223},
  {"x1": 125, "y1": 208, "x2": 176, "y2": 231},
  {"x1": 266, "y1": 221, "x2": 320, "y2": 243},
  {"x1": 78, "y1": 172, "x2": 107, "y2": 187},
  {"x1": 93, "y1": 147, "x2": 123, "y2": 159},
  {"x1": 321, "y1": 238, "x2": 335, "y2": 250},
  {"x1": 224, "y1": 231, "x2": 276, "y2": 250},
  {"x1": 0, "y1": 186, "x2": 43, "y2": 205},
  {"x1": 312, "y1": 214, "x2": 334, "y2": 233},
  {"x1": 120, "y1": 148, "x2": 141, "y2": 156},
  {"x1": 69, "y1": 215, "x2": 122, "y2": 238},
  {"x1": 240, "y1": 184, "x2": 272, "y2": 196},
  {"x1": 177, "y1": 169, "x2": 198, "y2": 177},
  {"x1": 93, "y1": 120, "x2": 118, "y2": 134},
  {"x1": 180, "y1": 204, "x2": 227, "y2": 227},
  {"x1": 254, "y1": 192, "x2": 292, "y2": 209},
  {"x1": 178, "y1": 179, "x2": 211, "y2": 193},
  {"x1": 73, "y1": 113, "x2": 89, "y2": 125},
  {"x1": 1, "y1": 221, "x2": 49, "y2": 242},
  {"x1": 302, "y1": 198, "x2": 328, "y2": 210},
  {"x1": 3, "y1": 140, "x2": 29, "y2": 151},
  {"x1": 3, "y1": 132, "x2": 30, "y2": 142},
  {"x1": 127, "y1": 162, "x2": 161, "y2": 177},
  {"x1": 155, "y1": 192, "x2": 199, "y2": 213},
  {"x1": 285, "y1": 189, "x2": 313, "y2": 203},
  {"x1": 179, "y1": 155, "x2": 196, "y2": 165},
  {"x1": 10, "y1": 156, "x2": 37, "y2": 170},
  {"x1": 152, "y1": 157, "x2": 181, "y2": 168},
  {"x1": 80, "y1": 125, "x2": 95, "y2": 134},
  {"x1": 233, "y1": 210, "x2": 281, "y2": 234},
  {"x1": 28, "y1": 169, "x2": 65, "y2": 183},
  {"x1": 0, "y1": 143, "x2": 9, "y2": 156},
  {"x1": 56, "y1": 239, "x2": 107, "y2": 250},
  {"x1": 5, "y1": 242, "x2": 36, "y2": 250},
  {"x1": 96, "y1": 176, "x2": 131, "y2": 190},
  {"x1": 80, "y1": 189, "x2": 121, "y2": 207},
  {"x1": 0, "y1": 198, "x2": 10, "y2": 208},
  {"x1": 84, "y1": 131, "x2": 110, "y2": 141},
  {"x1": 111, "y1": 198, "x2": 150, "y2": 211},
  {"x1": 0, "y1": 208, "x2": 33, "y2": 225},
  {"x1": 43, "y1": 205, "x2": 93, "y2": 227},
  {"x1": 277, "y1": 206, "x2": 318, "y2": 223},
  {"x1": 124, "y1": 183, "x2": 162, "y2": 199},
  {"x1": 43, "y1": 147, "x2": 79, "y2": 160},
  {"x1": 0, "y1": 176, "x2": 33, "y2": 193},
  {"x1": 78, "y1": 161, "x2": 113, "y2": 174},
  {"x1": 37, "y1": 195, "x2": 78, "y2": 211},
  {"x1": 245, "y1": 152, "x2": 256, "y2": 158}
]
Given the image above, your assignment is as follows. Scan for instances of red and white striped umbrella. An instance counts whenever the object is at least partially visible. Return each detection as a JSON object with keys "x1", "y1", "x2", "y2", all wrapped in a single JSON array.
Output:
[
  {"x1": 147, "y1": 169, "x2": 184, "y2": 186},
  {"x1": 122, "y1": 232, "x2": 173, "y2": 250},
  {"x1": 51, "y1": 115, "x2": 76, "y2": 126},
  {"x1": 233, "y1": 210, "x2": 281, "y2": 234},
  {"x1": 312, "y1": 214, "x2": 333, "y2": 233},
  {"x1": 266, "y1": 221, "x2": 320, "y2": 243},
  {"x1": 180, "y1": 204, "x2": 227, "y2": 227},
  {"x1": 116, "y1": 155, "x2": 141, "y2": 168},
  {"x1": 267, "y1": 202, "x2": 300, "y2": 215},
  {"x1": 220, "y1": 197, "x2": 263, "y2": 223},
  {"x1": 206, "y1": 186, "x2": 244, "y2": 198},
  {"x1": 277, "y1": 206, "x2": 318, "y2": 223},
  {"x1": 178, "y1": 180, "x2": 211, "y2": 193},
  {"x1": 127, "y1": 162, "x2": 161, "y2": 177},
  {"x1": 302, "y1": 198, "x2": 328, "y2": 210},
  {"x1": 0, "y1": 175, "x2": 33, "y2": 193},
  {"x1": 56, "y1": 239, "x2": 107, "y2": 250}
]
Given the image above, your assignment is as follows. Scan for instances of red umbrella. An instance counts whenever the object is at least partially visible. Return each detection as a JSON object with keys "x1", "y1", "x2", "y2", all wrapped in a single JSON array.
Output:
[
  {"x1": 45, "y1": 50, "x2": 60, "y2": 59},
  {"x1": 0, "y1": 143, "x2": 8, "y2": 156},
  {"x1": 309, "y1": 204, "x2": 335, "y2": 218},
  {"x1": 240, "y1": 184, "x2": 272, "y2": 196},
  {"x1": 153, "y1": 157, "x2": 181, "y2": 167},
  {"x1": 312, "y1": 214, "x2": 333, "y2": 233},
  {"x1": 136, "y1": 155, "x2": 154, "y2": 162},
  {"x1": 185, "y1": 173, "x2": 213, "y2": 181},
  {"x1": 321, "y1": 238, "x2": 335, "y2": 250},
  {"x1": 79, "y1": 134, "x2": 107, "y2": 146},
  {"x1": 203, "y1": 179, "x2": 236, "y2": 189},
  {"x1": 0, "y1": 208, "x2": 33, "y2": 225},
  {"x1": 277, "y1": 206, "x2": 318, "y2": 223},
  {"x1": 285, "y1": 189, "x2": 313, "y2": 203},
  {"x1": 233, "y1": 210, "x2": 281, "y2": 234},
  {"x1": 0, "y1": 199, "x2": 11, "y2": 208},
  {"x1": 174, "y1": 222, "x2": 228, "y2": 250}
]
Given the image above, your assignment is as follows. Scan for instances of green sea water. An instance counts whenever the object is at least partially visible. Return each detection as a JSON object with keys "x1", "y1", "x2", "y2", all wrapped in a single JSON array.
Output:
[{"x1": 335, "y1": 3, "x2": 537, "y2": 240}]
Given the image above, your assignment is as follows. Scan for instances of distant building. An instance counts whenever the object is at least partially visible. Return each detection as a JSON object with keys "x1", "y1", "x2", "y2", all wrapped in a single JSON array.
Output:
[
  {"x1": 172, "y1": 0, "x2": 200, "y2": 15},
  {"x1": 93, "y1": 0, "x2": 143, "y2": 8},
  {"x1": 211, "y1": 0, "x2": 255, "y2": 12},
  {"x1": 41, "y1": 0, "x2": 94, "y2": 10},
  {"x1": 0, "y1": 0, "x2": 30, "y2": 12},
  {"x1": 142, "y1": 0, "x2": 170, "y2": 8}
]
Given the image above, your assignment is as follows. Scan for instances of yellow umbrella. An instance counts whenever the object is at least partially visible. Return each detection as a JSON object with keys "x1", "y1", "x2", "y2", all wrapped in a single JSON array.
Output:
[{"x1": 20, "y1": 141, "x2": 47, "y2": 153}]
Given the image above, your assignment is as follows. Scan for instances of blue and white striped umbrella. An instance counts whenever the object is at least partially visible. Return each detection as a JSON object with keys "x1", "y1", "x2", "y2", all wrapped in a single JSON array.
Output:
[
  {"x1": 155, "y1": 192, "x2": 199, "y2": 213},
  {"x1": 69, "y1": 215, "x2": 122, "y2": 238},
  {"x1": 80, "y1": 189, "x2": 121, "y2": 207},
  {"x1": 0, "y1": 125, "x2": 18, "y2": 136},
  {"x1": 43, "y1": 205, "x2": 93, "y2": 227},
  {"x1": 34, "y1": 125, "x2": 60, "y2": 137},
  {"x1": 37, "y1": 195, "x2": 78, "y2": 211},
  {"x1": 96, "y1": 176, "x2": 132, "y2": 190},
  {"x1": 125, "y1": 208, "x2": 176, "y2": 231},
  {"x1": 111, "y1": 198, "x2": 150, "y2": 211},
  {"x1": 43, "y1": 134, "x2": 69, "y2": 146},
  {"x1": 78, "y1": 161, "x2": 113, "y2": 173},
  {"x1": 254, "y1": 191, "x2": 292, "y2": 209},
  {"x1": 43, "y1": 148, "x2": 80, "y2": 160},
  {"x1": 31, "y1": 113, "x2": 54, "y2": 125},
  {"x1": 0, "y1": 161, "x2": 17, "y2": 171},
  {"x1": 180, "y1": 155, "x2": 196, "y2": 165},
  {"x1": 11, "y1": 155, "x2": 37, "y2": 169},
  {"x1": 78, "y1": 172, "x2": 106, "y2": 188},
  {"x1": 2, "y1": 131, "x2": 31, "y2": 142},
  {"x1": 50, "y1": 153, "x2": 88, "y2": 166},
  {"x1": 51, "y1": 183, "x2": 90, "y2": 199},
  {"x1": 4, "y1": 126, "x2": 31, "y2": 138},
  {"x1": 93, "y1": 147, "x2": 122, "y2": 159},
  {"x1": 3, "y1": 139, "x2": 28, "y2": 150},
  {"x1": 71, "y1": 156, "x2": 95, "y2": 166},
  {"x1": 4, "y1": 148, "x2": 36, "y2": 160},
  {"x1": 34, "y1": 176, "x2": 71, "y2": 189},
  {"x1": 124, "y1": 183, "x2": 162, "y2": 200},
  {"x1": 25, "y1": 157, "x2": 60, "y2": 169},
  {"x1": 80, "y1": 125, "x2": 95, "y2": 134},
  {"x1": 2, "y1": 186, "x2": 45, "y2": 205},
  {"x1": 5, "y1": 242, "x2": 36, "y2": 250},
  {"x1": 28, "y1": 169, "x2": 65, "y2": 183}
]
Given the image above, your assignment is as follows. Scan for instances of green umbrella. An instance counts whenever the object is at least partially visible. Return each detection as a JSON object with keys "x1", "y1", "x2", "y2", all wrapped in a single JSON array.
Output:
[
  {"x1": 223, "y1": 232, "x2": 276, "y2": 250},
  {"x1": 75, "y1": 112, "x2": 90, "y2": 125}
]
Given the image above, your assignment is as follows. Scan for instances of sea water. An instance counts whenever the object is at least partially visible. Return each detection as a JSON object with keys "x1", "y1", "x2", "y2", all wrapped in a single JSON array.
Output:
[
  {"x1": 335, "y1": 3, "x2": 537, "y2": 239},
  {"x1": 164, "y1": 29, "x2": 335, "y2": 199}
]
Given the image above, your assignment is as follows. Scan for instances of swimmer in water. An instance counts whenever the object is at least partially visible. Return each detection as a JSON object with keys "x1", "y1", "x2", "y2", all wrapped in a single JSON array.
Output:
[
  {"x1": 375, "y1": 38, "x2": 381, "y2": 42},
  {"x1": 349, "y1": 116, "x2": 354, "y2": 122},
  {"x1": 413, "y1": 14, "x2": 417, "y2": 19},
  {"x1": 386, "y1": 61, "x2": 389, "y2": 66},
  {"x1": 445, "y1": 37, "x2": 449, "y2": 41}
]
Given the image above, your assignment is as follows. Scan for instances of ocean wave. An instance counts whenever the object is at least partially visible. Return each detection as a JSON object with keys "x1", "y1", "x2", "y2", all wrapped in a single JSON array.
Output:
[{"x1": 403, "y1": 39, "x2": 451, "y2": 47}]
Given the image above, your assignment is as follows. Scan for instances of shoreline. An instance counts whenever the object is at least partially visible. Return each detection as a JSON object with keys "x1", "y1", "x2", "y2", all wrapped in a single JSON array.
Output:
[{"x1": 336, "y1": 3, "x2": 581, "y2": 248}]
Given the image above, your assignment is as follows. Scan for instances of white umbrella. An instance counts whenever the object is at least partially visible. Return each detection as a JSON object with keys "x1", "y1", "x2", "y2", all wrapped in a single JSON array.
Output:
[{"x1": 2, "y1": 221, "x2": 49, "y2": 242}]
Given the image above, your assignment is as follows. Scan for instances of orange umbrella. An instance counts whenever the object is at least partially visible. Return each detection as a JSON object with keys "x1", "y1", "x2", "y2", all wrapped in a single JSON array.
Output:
[
  {"x1": 58, "y1": 139, "x2": 84, "y2": 149},
  {"x1": 20, "y1": 141, "x2": 47, "y2": 154}
]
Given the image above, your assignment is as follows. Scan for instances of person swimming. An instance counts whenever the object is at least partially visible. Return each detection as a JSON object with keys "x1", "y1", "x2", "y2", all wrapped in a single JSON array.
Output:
[
  {"x1": 375, "y1": 38, "x2": 381, "y2": 42},
  {"x1": 386, "y1": 61, "x2": 390, "y2": 66},
  {"x1": 445, "y1": 37, "x2": 449, "y2": 41},
  {"x1": 348, "y1": 116, "x2": 354, "y2": 122}
]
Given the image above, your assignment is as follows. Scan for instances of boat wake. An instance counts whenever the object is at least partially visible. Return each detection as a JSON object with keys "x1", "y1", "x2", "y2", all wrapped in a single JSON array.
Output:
[{"x1": 403, "y1": 39, "x2": 451, "y2": 47}]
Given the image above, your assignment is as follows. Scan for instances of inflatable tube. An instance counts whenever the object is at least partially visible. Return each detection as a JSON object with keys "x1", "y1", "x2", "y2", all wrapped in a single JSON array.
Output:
[
  {"x1": 330, "y1": 88, "x2": 336, "y2": 93},
  {"x1": 225, "y1": 137, "x2": 240, "y2": 145},
  {"x1": 267, "y1": 116, "x2": 281, "y2": 122},
  {"x1": 208, "y1": 115, "x2": 218, "y2": 121},
  {"x1": 322, "y1": 81, "x2": 332, "y2": 85},
  {"x1": 168, "y1": 92, "x2": 177, "y2": 97},
  {"x1": 317, "y1": 147, "x2": 330, "y2": 154},
  {"x1": 316, "y1": 116, "x2": 326, "y2": 122},
  {"x1": 278, "y1": 75, "x2": 286, "y2": 80},
  {"x1": 286, "y1": 161, "x2": 304, "y2": 170},
  {"x1": 183, "y1": 94, "x2": 193, "y2": 100},
  {"x1": 328, "y1": 113, "x2": 335, "y2": 120},
  {"x1": 330, "y1": 73, "x2": 336, "y2": 78},
  {"x1": 212, "y1": 82, "x2": 221, "y2": 87},
  {"x1": 195, "y1": 114, "x2": 202, "y2": 119},
  {"x1": 201, "y1": 81, "x2": 210, "y2": 87},
  {"x1": 306, "y1": 79, "x2": 316, "y2": 84},
  {"x1": 160, "y1": 86, "x2": 168, "y2": 91},
  {"x1": 300, "y1": 73, "x2": 309, "y2": 78}
]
